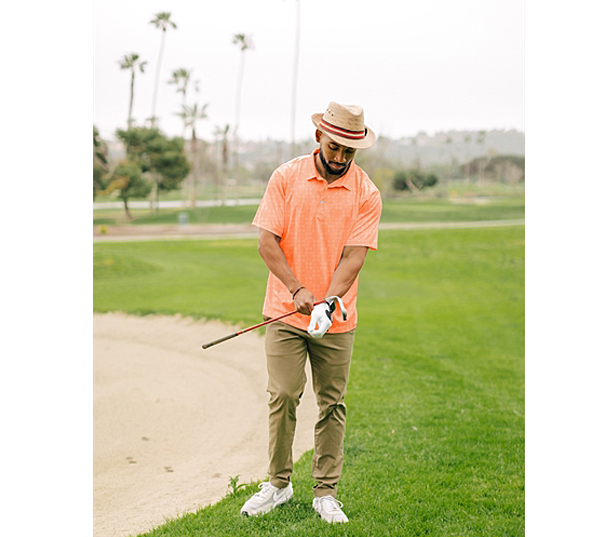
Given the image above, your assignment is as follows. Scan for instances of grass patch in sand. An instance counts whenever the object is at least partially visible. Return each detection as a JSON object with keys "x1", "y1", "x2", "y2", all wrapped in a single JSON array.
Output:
[{"x1": 94, "y1": 225, "x2": 524, "y2": 536}]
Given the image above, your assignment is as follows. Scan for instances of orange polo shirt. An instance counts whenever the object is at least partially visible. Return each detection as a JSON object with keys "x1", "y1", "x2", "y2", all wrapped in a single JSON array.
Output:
[{"x1": 252, "y1": 149, "x2": 382, "y2": 333}]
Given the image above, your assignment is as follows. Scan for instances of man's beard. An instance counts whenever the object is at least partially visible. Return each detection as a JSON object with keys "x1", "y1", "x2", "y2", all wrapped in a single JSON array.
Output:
[{"x1": 319, "y1": 150, "x2": 352, "y2": 176}]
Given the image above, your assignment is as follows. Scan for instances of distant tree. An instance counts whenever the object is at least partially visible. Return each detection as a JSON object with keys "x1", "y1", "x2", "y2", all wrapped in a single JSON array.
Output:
[
  {"x1": 116, "y1": 127, "x2": 189, "y2": 212},
  {"x1": 214, "y1": 124, "x2": 231, "y2": 203},
  {"x1": 476, "y1": 130, "x2": 486, "y2": 146},
  {"x1": 93, "y1": 126, "x2": 110, "y2": 199},
  {"x1": 463, "y1": 134, "x2": 472, "y2": 183},
  {"x1": 421, "y1": 173, "x2": 438, "y2": 188},
  {"x1": 484, "y1": 155, "x2": 525, "y2": 184},
  {"x1": 411, "y1": 136, "x2": 421, "y2": 169},
  {"x1": 119, "y1": 53, "x2": 147, "y2": 128},
  {"x1": 168, "y1": 68, "x2": 191, "y2": 137},
  {"x1": 103, "y1": 161, "x2": 151, "y2": 220},
  {"x1": 149, "y1": 12, "x2": 177, "y2": 128},
  {"x1": 176, "y1": 103, "x2": 208, "y2": 140},
  {"x1": 445, "y1": 136, "x2": 453, "y2": 179},
  {"x1": 477, "y1": 130, "x2": 487, "y2": 184},
  {"x1": 232, "y1": 33, "x2": 254, "y2": 171},
  {"x1": 287, "y1": 0, "x2": 301, "y2": 156},
  {"x1": 176, "y1": 103, "x2": 209, "y2": 207},
  {"x1": 393, "y1": 169, "x2": 438, "y2": 193},
  {"x1": 466, "y1": 154, "x2": 524, "y2": 184}
]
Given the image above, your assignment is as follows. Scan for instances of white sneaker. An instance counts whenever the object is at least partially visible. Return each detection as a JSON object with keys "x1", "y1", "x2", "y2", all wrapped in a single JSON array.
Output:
[
  {"x1": 312, "y1": 495, "x2": 349, "y2": 523},
  {"x1": 240, "y1": 482, "x2": 293, "y2": 516}
]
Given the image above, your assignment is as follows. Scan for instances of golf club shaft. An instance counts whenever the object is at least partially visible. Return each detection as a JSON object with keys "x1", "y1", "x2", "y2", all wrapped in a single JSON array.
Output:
[{"x1": 201, "y1": 300, "x2": 325, "y2": 350}]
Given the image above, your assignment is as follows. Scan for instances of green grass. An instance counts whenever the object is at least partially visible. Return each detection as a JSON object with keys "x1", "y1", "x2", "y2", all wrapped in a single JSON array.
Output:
[
  {"x1": 93, "y1": 205, "x2": 260, "y2": 227},
  {"x1": 93, "y1": 197, "x2": 524, "y2": 227},
  {"x1": 93, "y1": 182, "x2": 267, "y2": 204},
  {"x1": 94, "y1": 226, "x2": 524, "y2": 536},
  {"x1": 93, "y1": 239, "x2": 268, "y2": 323},
  {"x1": 380, "y1": 198, "x2": 524, "y2": 223}
]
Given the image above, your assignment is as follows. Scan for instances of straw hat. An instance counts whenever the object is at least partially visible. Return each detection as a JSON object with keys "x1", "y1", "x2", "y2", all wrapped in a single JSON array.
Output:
[{"x1": 311, "y1": 102, "x2": 376, "y2": 149}]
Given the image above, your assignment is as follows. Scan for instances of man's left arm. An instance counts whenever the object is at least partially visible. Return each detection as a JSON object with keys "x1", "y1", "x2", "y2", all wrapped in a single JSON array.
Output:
[
  {"x1": 325, "y1": 246, "x2": 369, "y2": 299},
  {"x1": 325, "y1": 185, "x2": 382, "y2": 298}
]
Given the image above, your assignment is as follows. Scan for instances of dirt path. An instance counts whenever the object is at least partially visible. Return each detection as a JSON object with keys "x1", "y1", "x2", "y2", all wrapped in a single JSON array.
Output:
[
  {"x1": 93, "y1": 219, "x2": 525, "y2": 243},
  {"x1": 94, "y1": 313, "x2": 317, "y2": 537}
]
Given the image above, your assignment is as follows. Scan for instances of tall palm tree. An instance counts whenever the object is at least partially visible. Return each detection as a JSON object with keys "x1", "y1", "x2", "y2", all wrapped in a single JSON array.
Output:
[
  {"x1": 232, "y1": 33, "x2": 254, "y2": 172},
  {"x1": 282, "y1": 0, "x2": 301, "y2": 157},
  {"x1": 119, "y1": 53, "x2": 147, "y2": 128},
  {"x1": 289, "y1": 0, "x2": 301, "y2": 156},
  {"x1": 214, "y1": 124, "x2": 231, "y2": 204},
  {"x1": 176, "y1": 103, "x2": 208, "y2": 208},
  {"x1": 168, "y1": 68, "x2": 191, "y2": 137},
  {"x1": 149, "y1": 12, "x2": 177, "y2": 128}
]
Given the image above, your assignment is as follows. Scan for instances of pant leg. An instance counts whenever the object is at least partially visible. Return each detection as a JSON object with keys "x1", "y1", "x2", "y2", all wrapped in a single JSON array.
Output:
[
  {"x1": 265, "y1": 321, "x2": 309, "y2": 488},
  {"x1": 307, "y1": 329, "x2": 355, "y2": 497}
]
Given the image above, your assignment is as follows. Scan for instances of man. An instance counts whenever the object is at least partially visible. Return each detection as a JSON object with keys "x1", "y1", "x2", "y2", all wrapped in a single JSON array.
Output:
[{"x1": 241, "y1": 102, "x2": 382, "y2": 523}]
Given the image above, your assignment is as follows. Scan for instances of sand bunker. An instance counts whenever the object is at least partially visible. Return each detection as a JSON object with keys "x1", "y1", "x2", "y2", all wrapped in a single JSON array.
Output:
[{"x1": 94, "y1": 312, "x2": 317, "y2": 537}]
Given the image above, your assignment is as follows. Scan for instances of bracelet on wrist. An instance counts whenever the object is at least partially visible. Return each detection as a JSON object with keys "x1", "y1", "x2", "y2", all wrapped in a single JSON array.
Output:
[{"x1": 292, "y1": 286, "x2": 305, "y2": 299}]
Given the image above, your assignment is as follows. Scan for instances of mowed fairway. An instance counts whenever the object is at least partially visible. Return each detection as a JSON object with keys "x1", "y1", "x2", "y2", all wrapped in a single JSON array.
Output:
[
  {"x1": 94, "y1": 225, "x2": 524, "y2": 536},
  {"x1": 93, "y1": 197, "x2": 525, "y2": 227}
]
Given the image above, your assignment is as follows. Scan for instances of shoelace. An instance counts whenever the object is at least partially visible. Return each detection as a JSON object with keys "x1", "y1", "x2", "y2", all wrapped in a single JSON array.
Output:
[
  {"x1": 253, "y1": 482, "x2": 275, "y2": 499},
  {"x1": 321, "y1": 496, "x2": 344, "y2": 512}
]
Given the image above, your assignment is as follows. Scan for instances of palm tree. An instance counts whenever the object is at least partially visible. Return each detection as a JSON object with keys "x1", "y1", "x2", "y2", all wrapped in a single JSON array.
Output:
[
  {"x1": 149, "y1": 12, "x2": 177, "y2": 128},
  {"x1": 477, "y1": 130, "x2": 487, "y2": 184},
  {"x1": 176, "y1": 103, "x2": 208, "y2": 208},
  {"x1": 168, "y1": 68, "x2": 191, "y2": 137},
  {"x1": 214, "y1": 124, "x2": 231, "y2": 204},
  {"x1": 118, "y1": 53, "x2": 147, "y2": 128},
  {"x1": 289, "y1": 0, "x2": 301, "y2": 156},
  {"x1": 445, "y1": 135, "x2": 453, "y2": 179},
  {"x1": 411, "y1": 136, "x2": 421, "y2": 170},
  {"x1": 232, "y1": 33, "x2": 254, "y2": 173},
  {"x1": 464, "y1": 133, "x2": 472, "y2": 184}
]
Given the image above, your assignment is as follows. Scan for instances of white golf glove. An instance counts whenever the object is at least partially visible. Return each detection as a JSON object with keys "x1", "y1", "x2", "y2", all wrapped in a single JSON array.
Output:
[{"x1": 307, "y1": 296, "x2": 348, "y2": 338}]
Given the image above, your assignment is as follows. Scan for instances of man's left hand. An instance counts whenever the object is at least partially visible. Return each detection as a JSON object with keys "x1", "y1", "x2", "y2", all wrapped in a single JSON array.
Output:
[
  {"x1": 307, "y1": 296, "x2": 347, "y2": 338},
  {"x1": 307, "y1": 303, "x2": 333, "y2": 338}
]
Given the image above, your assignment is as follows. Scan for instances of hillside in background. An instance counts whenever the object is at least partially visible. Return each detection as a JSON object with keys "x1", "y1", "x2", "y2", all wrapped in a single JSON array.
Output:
[
  {"x1": 238, "y1": 130, "x2": 524, "y2": 187},
  {"x1": 106, "y1": 129, "x2": 523, "y2": 173},
  {"x1": 100, "y1": 129, "x2": 524, "y2": 201}
]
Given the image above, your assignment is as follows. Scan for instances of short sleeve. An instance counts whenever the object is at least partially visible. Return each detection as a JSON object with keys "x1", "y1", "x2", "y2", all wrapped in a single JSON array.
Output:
[
  {"x1": 345, "y1": 188, "x2": 382, "y2": 250},
  {"x1": 252, "y1": 170, "x2": 286, "y2": 236}
]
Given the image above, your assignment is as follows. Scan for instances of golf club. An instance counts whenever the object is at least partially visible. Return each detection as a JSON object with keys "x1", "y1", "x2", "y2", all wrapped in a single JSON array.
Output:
[
  {"x1": 201, "y1": 300, "x2": 325, "y2": 350},
  {"x1": 201, "y1": 296, "x2": 347, "y2": 350}
]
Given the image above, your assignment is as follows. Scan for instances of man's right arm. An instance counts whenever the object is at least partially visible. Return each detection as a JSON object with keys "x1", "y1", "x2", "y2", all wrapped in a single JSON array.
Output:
[{"x1": 257, "y1": 229, "x2": 315, "y2": 315}]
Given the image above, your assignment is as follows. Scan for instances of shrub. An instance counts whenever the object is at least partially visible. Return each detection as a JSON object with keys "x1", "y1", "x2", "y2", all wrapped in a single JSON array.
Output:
[{"x1": 393, "y1": 169, "x2": 439, "y2": 191}]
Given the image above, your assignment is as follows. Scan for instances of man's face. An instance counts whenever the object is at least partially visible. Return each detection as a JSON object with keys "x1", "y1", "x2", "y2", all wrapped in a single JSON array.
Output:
[{"x1": 316, "y1": 131, "x2": 357, "y2": 177}]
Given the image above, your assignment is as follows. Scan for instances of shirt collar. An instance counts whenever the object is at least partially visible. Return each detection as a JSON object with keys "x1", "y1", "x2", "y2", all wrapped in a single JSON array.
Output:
[{"x1": 308, "y1": 149, "x2": 353, "y2": 190}]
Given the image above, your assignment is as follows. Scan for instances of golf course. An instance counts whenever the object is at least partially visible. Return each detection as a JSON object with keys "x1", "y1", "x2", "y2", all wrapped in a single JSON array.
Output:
[{"x1": 94, "y1": 197, "x2": 524, "y2": 536}]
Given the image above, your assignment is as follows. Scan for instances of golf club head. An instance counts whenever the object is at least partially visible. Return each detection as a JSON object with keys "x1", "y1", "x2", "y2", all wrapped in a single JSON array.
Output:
[{"x1": 325, "y1": 296, "x2": 348, "y2": 321}]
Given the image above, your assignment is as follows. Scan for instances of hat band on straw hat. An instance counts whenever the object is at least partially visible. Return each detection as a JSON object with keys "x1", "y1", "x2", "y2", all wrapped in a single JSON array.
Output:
[
  {"x1": 311, "y1": 102, "x2": 376, "y2": 149},
  {"x1": 319, "y1": 119, "x2": 367, "y2": 141}
]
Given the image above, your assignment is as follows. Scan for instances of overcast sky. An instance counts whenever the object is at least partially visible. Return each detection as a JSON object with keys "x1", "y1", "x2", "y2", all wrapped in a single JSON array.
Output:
[{"x1": 94, "y1": 0, "x2": 523, "y2": 142}]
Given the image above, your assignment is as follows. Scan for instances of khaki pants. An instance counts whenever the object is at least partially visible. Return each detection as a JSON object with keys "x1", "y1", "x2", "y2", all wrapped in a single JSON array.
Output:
[{"x1": 265, "y1": 320, "x2": 355, "y2": 497}]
